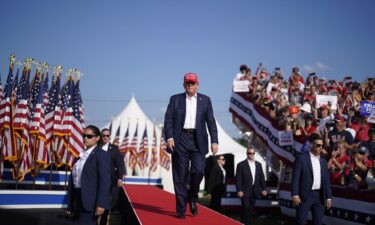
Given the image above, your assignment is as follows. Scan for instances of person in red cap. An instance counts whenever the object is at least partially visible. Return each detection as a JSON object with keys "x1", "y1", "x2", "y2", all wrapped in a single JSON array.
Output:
[{"x1": 164, "y1": 72, "x2": 219, "y2": 219}]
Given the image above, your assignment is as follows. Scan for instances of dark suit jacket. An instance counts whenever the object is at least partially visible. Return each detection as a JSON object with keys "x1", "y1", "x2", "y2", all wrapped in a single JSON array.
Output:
[
  {"x1": 164, "y1": 93, "x2": 218, "y2": 154},
  {"x1": 291, "y1": 152, "x2": 332, "y2": 202},
  {"x1": 68, "y1": 146, "x2": 111, "y2": 212},
  {"x1": 106, "y1": 144, "x2": 126, "y2": 186},
  {"x1": 235, "y1": 160, "x2": 266, "y2": 198},
  {"x1": 207, "y1": 164, "x2": 226, "y2": 194}
]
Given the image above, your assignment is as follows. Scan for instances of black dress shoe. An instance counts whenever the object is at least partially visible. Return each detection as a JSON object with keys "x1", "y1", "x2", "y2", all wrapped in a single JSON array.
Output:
[
  {"x1": 190, "y1": 201, "x2": 198, "y2": 216},
  {"x1": 176, "y1": 213, "x2": 185, "y2": 219}
]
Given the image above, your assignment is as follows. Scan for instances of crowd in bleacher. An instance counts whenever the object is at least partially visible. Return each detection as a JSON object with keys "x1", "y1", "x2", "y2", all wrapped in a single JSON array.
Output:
[{"x1": 233, "y1": 63, "x2": 375, "y2": 190}]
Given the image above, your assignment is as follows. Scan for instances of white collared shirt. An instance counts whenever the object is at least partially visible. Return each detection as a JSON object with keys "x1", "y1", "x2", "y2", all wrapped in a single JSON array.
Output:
[
  {"x1": 219, "y1": 165, "x2": 226, "y2": 184},
  {"x1": 310, "y1": 151, "x2": 321, "y2": 190},
  {"x1": 183, "y1": 93, "x2": 197, "y2": 129},
  {"x1": 72, "y1": 145, "x2": 96, "y2": 188},
  {"x1": 247, "y1": 159, "x2": 256, "y2": 185},
  {"x1": 102, "y1": 143, "x2": 109, "y2": 151}
]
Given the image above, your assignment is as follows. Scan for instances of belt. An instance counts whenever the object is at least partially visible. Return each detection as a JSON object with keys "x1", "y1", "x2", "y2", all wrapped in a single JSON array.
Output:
[
  {"x1": 312, "y1": 189, "x2": 320, "y2": 192},
  {"x1": 182, "y1": 129, "x2": 196, "y2": 134}
]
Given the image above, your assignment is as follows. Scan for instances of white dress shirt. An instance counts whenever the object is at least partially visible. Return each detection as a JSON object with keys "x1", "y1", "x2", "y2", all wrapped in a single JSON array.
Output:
[
  {"x1": 102, "y1": 143, "x2": 109, "y2": 151},
  {"x1": 247, "y1": 159, "x2": 256, "y2": 185},
  {"x1": 183, "y1": 93, "x2": 197, "y2": 129},
  {"x1": 310, "y1": 151, "x2": 321, "y2": 190},
  {"x1": 72, "y1": 145, "x2": 96, "y2": 188},
  {"x1": 219, "y1": 165, "x2": 226, "y2": 184}
]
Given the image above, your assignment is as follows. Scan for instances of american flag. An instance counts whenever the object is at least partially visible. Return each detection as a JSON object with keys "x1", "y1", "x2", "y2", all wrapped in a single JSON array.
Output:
[
  {"x1": 149, "y1": 125, "x2": 158, "y2": 172},
  {"x1": 128, "y1": 123, "x2": 138, "y2": 170},
  {"x1": 113, "y1": 124, "x2": 121, "y2": 146},
  {"x1": 159, "y1": 127, "x2": 170, "y2": 170},
  {"x1": 45, "y1": 74, "x2": 61, "y2": 156},
  {"x1": 60, "y1": 76, "x2": 74, "y2": 136},
  {"x1": 29, "y1": 75, "x2": 48, "y2": 167},
  {"x1": 56, "y1": 76, "x2": 76, "y2": 167},
  {"x1": 137, "y1": 125, "x2": 149, "y2": 169},
  {"x1": 75, "y1": 79, "x2": 84, "y2": 127},
  {"x1": 56, "y1": 137, "x2": 75, "y2": 168},
  {"x1": 119, "y1": 123, "x2": 129, "y2": 153},
  {"x1": 13, "y1": 68, "x2": 19, "y2": 99},
  {"x1": 13, "y1": 66, "x2": 32, "y2": 180},
  {"x1": 16, "y1": 102, "x2": 33, "y2": 181},
  {"x1": 42, "y1": 73, "x2": 49, "y2": 108},
  {"x1": 66, "y1": 78, "x2": 84, "y2": 158},
  {"x1": 29, "y1": 69, "x2": 42, "y2": 111},
  {"x1": 13, "y1": 67, "x2": 30, "y2": 130},
  {"x1": 1, "y1": 63, "x2": 17, "y2": 162}
]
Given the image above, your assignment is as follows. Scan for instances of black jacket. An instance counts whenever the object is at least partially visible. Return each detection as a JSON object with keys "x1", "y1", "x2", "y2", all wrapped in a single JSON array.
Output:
[{"x1": 235, "y1": 159, "x2": 266, "y2": 198}]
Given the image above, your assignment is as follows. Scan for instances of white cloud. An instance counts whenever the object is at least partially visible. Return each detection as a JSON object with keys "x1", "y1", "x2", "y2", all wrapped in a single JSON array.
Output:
[{"x1": 315, "y1": 61, "x2": 332, "y2": 71}]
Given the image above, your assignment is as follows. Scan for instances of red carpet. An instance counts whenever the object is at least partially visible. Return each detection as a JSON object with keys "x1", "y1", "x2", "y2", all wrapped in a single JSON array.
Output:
[{"x1": 122, "y1": 184, "x2": 242, "y2": 225}]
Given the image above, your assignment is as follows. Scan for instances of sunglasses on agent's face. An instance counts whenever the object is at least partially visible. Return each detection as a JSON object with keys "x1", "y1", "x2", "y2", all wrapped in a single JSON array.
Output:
[
  {"x1": 314, "y1": 143, "x2": 324, "y2": 148},
  {"x1": 83, "y1": 134, "x2": 97, "y2": 139},
  {"x1": 102, "y1": 134, "x2": 110, "y2": 138},
  {"x1": 247, "y1": 152, "x2": 255, "y2": 155}
]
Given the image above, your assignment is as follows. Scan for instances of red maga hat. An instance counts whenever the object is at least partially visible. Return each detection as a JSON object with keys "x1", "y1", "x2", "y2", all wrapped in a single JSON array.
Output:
[{"x1": 184, "y1": 73, "x2": 198, "y2": 83}]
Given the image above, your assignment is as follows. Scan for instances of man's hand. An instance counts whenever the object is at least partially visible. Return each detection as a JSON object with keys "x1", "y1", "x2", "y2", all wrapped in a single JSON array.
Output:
[
  {"x1": 237, "y1": 191, "x2": 244, "y2": 198},
  {"x1": 117, "y1": 178, "x2": 124, "y2": 187},
  {"x1": 167, "y1": 139, "x2": 175, "y2": 153},
  {"x1": 95, "y1": 207, "x2": 105, "y2": 216},
  {"x1": 211, "y1": 143, "x2": 218, "y2": 155},
  {"x1": 292, "y1": 196, "x2": 301, "y2": 206},
  {"x1": 326, "y1": 199, "x2": 332, "y2": 209},
  {"x1": 261, "y1": 190, "x2": 267, "y2": 196}
]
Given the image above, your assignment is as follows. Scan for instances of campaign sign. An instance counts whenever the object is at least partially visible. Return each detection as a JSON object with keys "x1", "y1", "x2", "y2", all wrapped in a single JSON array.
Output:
[
  {"x1": 368, "y1": 110, "x2": 375, "y2": 124},
  {"x1": 360, "y1": 101, "x2": 375, "y2": 116},
  {"x1": 278, "y1": 131, "x2": 293, "y2": 146},
  {"x1": 316, "y1": 95, "x2": 338, "y2": 110},
  {"x1": 233, "y1": 80, "x2": 250, "y2": 92}
]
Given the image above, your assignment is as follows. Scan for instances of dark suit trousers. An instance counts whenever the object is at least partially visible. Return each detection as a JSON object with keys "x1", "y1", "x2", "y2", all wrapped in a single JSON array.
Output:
[
  {"x1": 99, "y1": 186, "x2": 121, "y2": 225},
  {"x1": 209, "y1": 185, "x2": 225, "y2": 212},
  {"x1": 241, "y1": 195, "x2": 256, "y2": 225},
  {"x1": 71, "y1": 189, "x2": 97, "y2": 225},
  {"x1": 296, "y1": 191, "x2": 325, "y2": 225},
  {"x1": 172, "y1": 131, "x2": 205, "y2": 214}
]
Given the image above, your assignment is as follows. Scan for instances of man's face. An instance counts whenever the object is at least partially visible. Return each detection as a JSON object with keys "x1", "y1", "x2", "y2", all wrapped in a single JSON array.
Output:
[
  {"x1": 218, "y1": 156, "x2": 225, "y2": 166},
  {"x1": 247, "y1": 149, "x2": 256, "y2": 160},
  {"x1": 101, "y1": 130, "x2": 111, "y2": 144},
  {"x1": 311, "y1": 140, "x2": 324, "y2": 155},
  {"x1": 184, "y1": 81, "x2": 198, "y2": 96}
]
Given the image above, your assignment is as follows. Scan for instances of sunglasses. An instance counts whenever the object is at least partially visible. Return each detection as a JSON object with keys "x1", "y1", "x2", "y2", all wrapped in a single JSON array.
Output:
[
  {"x1": 83, "y1": 134, "x2": 97, "y2": 139},
  {"x1": 314, "y1": 144, "x2": 324, "y2": 148},
  {"x1": 102, "y1": 135, "x2": 110, "y2": 137},
  {"x1": 247, "y1": 152, "x2": 255, "y2": 155},
  {"x1": 220, "y1": 158, "x2": 225, "y2": 161}
]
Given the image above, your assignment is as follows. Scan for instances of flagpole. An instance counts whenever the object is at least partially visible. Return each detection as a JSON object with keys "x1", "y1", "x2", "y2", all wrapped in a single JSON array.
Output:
[
  {"x1": 32, "y1": 134, "x2": 38, "y2": 190},
  {"x1": 15, "y1": 135, "x2": 21, "y2": 189},
  {"x1": 48, "y1": 136, "x2": 55, "y2": 190},
  {"x1": 64, "y1": 139, "x2": 69, "y2": 191}
]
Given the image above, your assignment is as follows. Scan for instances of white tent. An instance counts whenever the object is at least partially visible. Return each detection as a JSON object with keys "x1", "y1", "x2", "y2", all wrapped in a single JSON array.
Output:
[
  {"x1": 104, "y1": 96, "x2": 175, "y2": 193},
  {"x1": 106, "y1": 96, "x2": 266, "y2": 194}
]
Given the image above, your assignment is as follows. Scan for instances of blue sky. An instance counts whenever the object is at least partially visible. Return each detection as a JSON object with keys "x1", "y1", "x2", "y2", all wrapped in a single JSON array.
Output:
[{"x1": 0, "y1": 1, "x2": 374, "y2": 137}]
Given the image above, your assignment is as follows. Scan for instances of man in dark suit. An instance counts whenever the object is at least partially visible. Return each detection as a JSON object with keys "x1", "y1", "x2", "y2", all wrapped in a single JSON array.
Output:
[
  {"x1": 291, "y1": 134, "x2": 332, "y2": 225},
  {"x1": 99, "y1": 128, "x2": 126, "y2": 225},
  {"x1": 164, "y1": 72, "x2": 218, "y2": 219},
  {"x1": 236, "y1": 147, "x2": 267, "y2": 225},
  {"x1": 207, "y1": 155, "x2": 226, "y2": 212}
]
